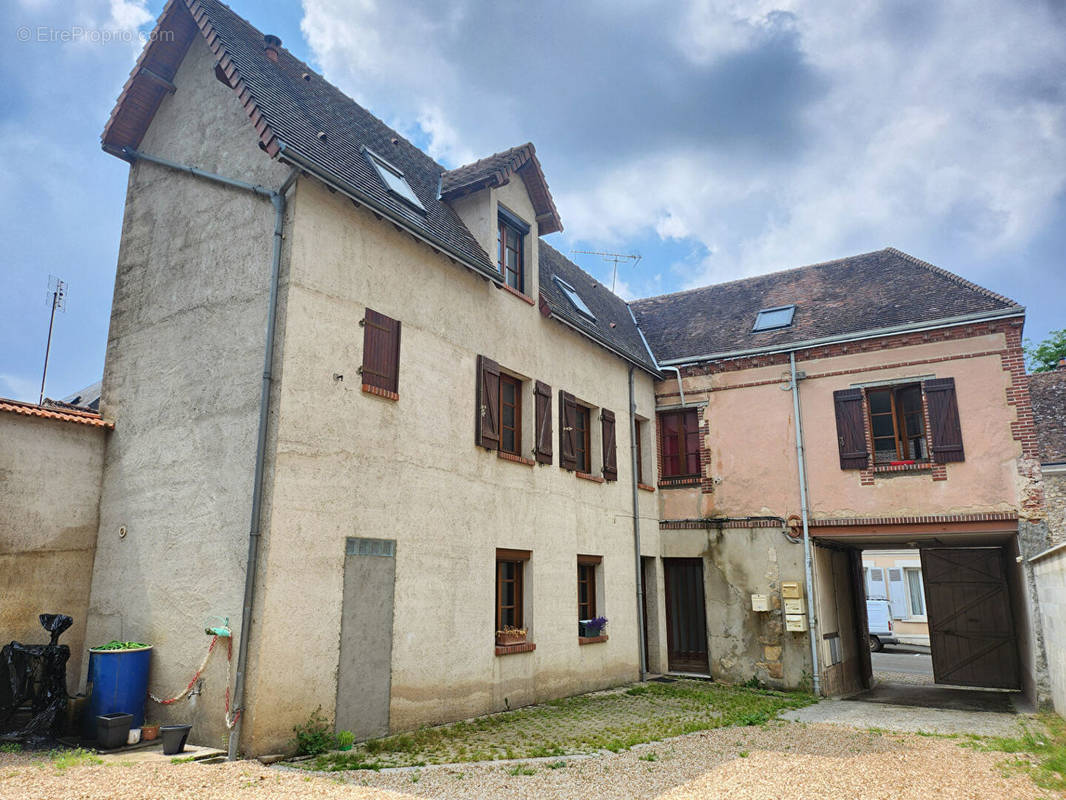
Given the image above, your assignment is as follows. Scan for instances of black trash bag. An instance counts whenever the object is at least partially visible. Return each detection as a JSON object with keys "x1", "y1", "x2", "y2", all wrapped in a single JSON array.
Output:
[{"x1": 0, "y1": 613, "x2": 73, "y2": 743}]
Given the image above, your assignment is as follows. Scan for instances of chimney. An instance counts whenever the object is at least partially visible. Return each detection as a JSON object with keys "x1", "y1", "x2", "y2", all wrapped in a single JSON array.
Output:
[{"x1": 263, "y1": 34, "x2": 281, "y2": 62}]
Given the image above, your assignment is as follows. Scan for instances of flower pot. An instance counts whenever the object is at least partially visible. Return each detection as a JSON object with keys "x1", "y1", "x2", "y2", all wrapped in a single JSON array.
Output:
[
  {"x1": 141, "y1": 724, "x2": 160, "y2": 741},
  {"x1": 495, "y1": 631, "x2": 526, "y2": 646},
  {"x1": 96, "y1": 712, "x2": 133, "y2": 750},
  {"x1": 160, "y1": 724, "x2": 192, "y2": 755}
]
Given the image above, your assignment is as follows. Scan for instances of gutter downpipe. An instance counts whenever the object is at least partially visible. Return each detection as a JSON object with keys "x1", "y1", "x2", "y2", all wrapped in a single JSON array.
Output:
[
  {"x1": 228, "y1": 165, "x2": 301, "y2": 760},
  {"x1": 627, "y1": 304, "x2": 684, "y2": 405},
  {"x1": 120, "y1": 146, "x2": 300, "y2": 760},
  {"x1": 789, "y1": 351, "x2": 821, "y2": 695},
  {"x1": 628, "y1": 366, "x2": 648, "y2": 681}
]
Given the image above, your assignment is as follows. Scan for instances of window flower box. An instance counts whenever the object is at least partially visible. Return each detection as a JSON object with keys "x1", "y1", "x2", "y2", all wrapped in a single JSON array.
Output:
[
  {"x1": 495, "y1": 627, "x2": 527, "y2": 647},
  {"x1": 578, "y1": 617, "x2": 608, "y2": 638}
]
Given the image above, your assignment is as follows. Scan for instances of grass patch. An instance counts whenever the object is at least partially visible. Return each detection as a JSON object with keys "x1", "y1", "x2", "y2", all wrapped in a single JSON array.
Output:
[
  {"x1": 43, "y1": 748, "x2": 102, "y2": 770},
  {"x1": 0, "y1": 743, "x2": 21, "y2": 754},
  {"x1": 170, "y1": 756, "x2": 197, "y2": 764},
  {"x1": 296, "y1": 679, "x2": 815, "y2": 771},
  {"x1": 961, "y1": 713, "x2": 1066, "y2": 793},
  {"x1": 507, "y1": 764, "x2": 537, "y2": 776}
]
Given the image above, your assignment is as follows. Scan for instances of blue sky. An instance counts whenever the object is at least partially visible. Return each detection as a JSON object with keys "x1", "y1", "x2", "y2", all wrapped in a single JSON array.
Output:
[{"x1": 2, "y1": 0, "x2": 1064, "y2": 402}]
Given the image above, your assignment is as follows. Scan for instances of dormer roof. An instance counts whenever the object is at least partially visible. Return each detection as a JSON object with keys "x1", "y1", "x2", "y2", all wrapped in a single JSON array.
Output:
[{"x1": 441, "y1": 144, "x2": 563, "y2": 234}]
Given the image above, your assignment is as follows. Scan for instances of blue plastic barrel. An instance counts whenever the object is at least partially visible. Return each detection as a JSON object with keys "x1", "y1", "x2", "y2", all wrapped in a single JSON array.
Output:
[{"x1": 85, "y1": 646, "x2": 152, "y2": 734}]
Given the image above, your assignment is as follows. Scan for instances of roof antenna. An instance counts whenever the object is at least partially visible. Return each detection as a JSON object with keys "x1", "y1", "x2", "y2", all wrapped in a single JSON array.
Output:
[
  {"x1": 569, "y1": 250, "x2": 641, "y2": 294},
  {"x1": 39, "y1": 275, "x2": 66, "y2": 405}
]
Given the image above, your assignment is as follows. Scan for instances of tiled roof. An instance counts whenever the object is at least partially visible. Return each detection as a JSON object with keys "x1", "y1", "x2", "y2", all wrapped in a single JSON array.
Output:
[
  {"x1": 441, "y1": 144, "x2": 562, "y2": 234},
  {"x1": 103, "y1": 0, "x2": 500, "y2": 280},
  {"x1": 1030, "y1": 368, "x2": 1066, "y2": 463},
  {"x1": 0, "y1": 398, "x2": 113, "y2": 429},
  {"x1": 630, "y1": 248, "x2": 1021, "y2": 363},
  {"x1": 538, "y1": 243, "x2": 658, "y2": 375}
]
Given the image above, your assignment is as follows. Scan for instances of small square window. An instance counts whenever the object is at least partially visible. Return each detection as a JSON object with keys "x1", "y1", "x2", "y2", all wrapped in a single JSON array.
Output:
[
  {"x1": 363, "y1": 147, "x2": 425, "y2": 212},
  {"x1": 553, "y1": 276, "x2": 596, "y2": 321},
  {"x1": 752, "y1": 305, "x2": 795, "y2": 331},
  {"x1": 659, "y1": 408, "x2": 700, "y2": 478}
]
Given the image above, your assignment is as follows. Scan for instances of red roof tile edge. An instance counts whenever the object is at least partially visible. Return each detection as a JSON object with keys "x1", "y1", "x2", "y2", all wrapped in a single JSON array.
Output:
[{"x1": 0, "y1": 399, "x2": 113, "y2": 429}]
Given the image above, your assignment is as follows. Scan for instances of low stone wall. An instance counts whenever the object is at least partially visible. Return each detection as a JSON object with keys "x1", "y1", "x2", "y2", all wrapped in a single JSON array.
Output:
[
  {"x1": 1043, "y1": 471, "x2": 1066, "y2": 545},
  {"x1": 1033, "y1": 542, "x2": 1066, "y2": 715}
]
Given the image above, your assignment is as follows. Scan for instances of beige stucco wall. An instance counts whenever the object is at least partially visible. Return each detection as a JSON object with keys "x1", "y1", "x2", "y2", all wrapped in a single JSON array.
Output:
[
  {"x1": 240, "y1": 172, "x2": 657, "y2": 752},
  {"x1": 0, "y1": 412, "x2": 106, "y2": 689},
  {"x1": 1033, "y1": 544, "x2": 1066, "y2": 714},
  {"x1": 84, "y1": 33, "x2": 293, "y2": 748}
]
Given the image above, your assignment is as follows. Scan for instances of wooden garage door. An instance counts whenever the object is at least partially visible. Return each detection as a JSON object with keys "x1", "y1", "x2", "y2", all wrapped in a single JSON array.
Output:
[
  {"x1": 664, "y1": 558, "x2": 709, "y2": 674},
  {"x1": 920, "y1": 547, "x2": 1019, "y2": 689}
]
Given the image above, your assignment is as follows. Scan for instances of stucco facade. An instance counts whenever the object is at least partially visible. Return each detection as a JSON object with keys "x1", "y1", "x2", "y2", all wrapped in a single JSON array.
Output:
[{"x1": 0, "y1": 408, "x2": 107, "y2": 689}]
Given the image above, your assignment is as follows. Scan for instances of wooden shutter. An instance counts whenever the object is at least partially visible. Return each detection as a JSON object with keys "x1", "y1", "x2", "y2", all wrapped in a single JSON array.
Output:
[
  {"x1": 925, "y1": 378, "x2": 965, "y2": 463},
  {"x1": 534, "y1": 381, "x2": 553, "y2": 464},
  {"x1": 559, "y1": 390, "x2": 578, "y2": 471},
  {"x1": 476, "y1": 355, "x2": 501, "y2": 450},
  {"x1": 361, "y1": 308, "x2": 401, "y2": 394},
  {"x1": 833, "y1": 388, "x2": 869, "y2": 469},
  {"x1": 601, "y1": 408, "x2": 617, "y2": 481}
]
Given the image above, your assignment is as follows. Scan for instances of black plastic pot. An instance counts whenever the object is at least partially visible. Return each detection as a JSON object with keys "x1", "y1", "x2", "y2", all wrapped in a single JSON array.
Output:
[
  {"x1": 160, "y1": 724, "x2": 192, "y2": 755},
  {"x1": 96, "y1": 712, "x2": 132, "y2": 750}
]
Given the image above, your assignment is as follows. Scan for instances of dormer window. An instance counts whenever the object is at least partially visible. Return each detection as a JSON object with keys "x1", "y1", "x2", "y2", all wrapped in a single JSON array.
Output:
[
  {"x1": 553, "y1": 276, "x2": 595, "y2": 321},
  {"x1": 752, "y1": 304, "x2": 795, "y2": 332},
  {"x1": 497, "y1": 207, "x2": 528, "y2": 292},
  {"x1": 363, "y1": 146, "x2": 424, "y2": 212}
]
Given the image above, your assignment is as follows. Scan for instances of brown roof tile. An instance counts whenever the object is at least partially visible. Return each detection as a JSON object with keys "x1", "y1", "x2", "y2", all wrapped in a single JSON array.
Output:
[{"x1": 630, "y1": 248, "x2": 1020, "y2": 363}]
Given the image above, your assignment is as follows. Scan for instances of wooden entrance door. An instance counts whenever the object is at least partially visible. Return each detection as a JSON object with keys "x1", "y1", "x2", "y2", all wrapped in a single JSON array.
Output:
[
  {"x1": 920, "y1": 547, "x2": 1020, "y2": 689},
  {"x1": 664, "y1": 558, "x2": 709, "y2": 674}
]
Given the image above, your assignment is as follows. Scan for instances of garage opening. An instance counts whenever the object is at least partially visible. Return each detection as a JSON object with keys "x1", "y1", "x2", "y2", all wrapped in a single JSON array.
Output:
[{"x1": 812, "y1": 526, "x2": 1034, "y2": 712}]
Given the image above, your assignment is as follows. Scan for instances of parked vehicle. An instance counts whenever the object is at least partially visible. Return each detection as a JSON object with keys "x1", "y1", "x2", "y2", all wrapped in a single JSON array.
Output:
[{"x1": 866, "y1": 598, "x2": 899, "y2": 652}]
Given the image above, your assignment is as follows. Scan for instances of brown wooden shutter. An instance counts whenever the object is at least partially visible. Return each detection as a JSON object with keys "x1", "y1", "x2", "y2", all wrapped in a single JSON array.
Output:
[
  {"x1": 924, "y1": 378, "x2": 965, "y2": 463},
  {"x1": 833, "y1": 388, "x2": 869, "y2": 469},
  {"x1": 559, "y1": 390, "x2": 578, "y2": 471},
  {"x1": 361, "y1": 308, "x2": 401, "y2": 394},
  {"x1": 534, "y1": 380, "x2": 553, "y2": 464},
  {"x1": 476, "y1": 355, "x2": 501, "y2": 450},
  {"x1": 601, "y1": 408, "x2": 617, "y2": 481}
]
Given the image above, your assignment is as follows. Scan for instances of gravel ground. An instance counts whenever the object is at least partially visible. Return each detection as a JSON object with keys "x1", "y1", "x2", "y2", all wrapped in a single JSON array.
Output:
[
  {"x1": 0, "y1": 722, "x2": 1046, "y2": 800},
  {"x1": 875, "y1": 669, "x2": 935, "y2": 687}
]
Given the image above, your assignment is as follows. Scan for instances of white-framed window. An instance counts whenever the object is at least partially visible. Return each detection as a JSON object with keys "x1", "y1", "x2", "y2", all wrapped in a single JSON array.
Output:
[{"x1": 904, "y1": 567, "x2": 926, "y2": 618}]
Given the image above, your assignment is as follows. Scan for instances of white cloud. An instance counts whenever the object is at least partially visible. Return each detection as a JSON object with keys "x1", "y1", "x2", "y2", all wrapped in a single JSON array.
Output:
[{"x1": 0, "y1": 373, "x2": 41, "y2": 403}]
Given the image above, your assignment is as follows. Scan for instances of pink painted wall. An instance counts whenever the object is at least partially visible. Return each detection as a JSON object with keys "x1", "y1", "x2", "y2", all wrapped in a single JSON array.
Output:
[{"x1": 662, "y1": 332, "x2": 1022, "y2": 521}]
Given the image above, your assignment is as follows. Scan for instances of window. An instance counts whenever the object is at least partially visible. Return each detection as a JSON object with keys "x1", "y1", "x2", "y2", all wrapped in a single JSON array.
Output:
[
  {"x1": 867, "y1": 383, "x2": 927, "y2": 463},
  {"x1": 495, "y1": 549, "x2": 530, "y2": 631},
  {"x1": 905, "y1": 567, "x2": 925, "y2": 617},
  {"x1": 752, "y1": 305, "x2": 795, "y2": 332},
  {"x1": 659, "y1": 408, "x2": 700, "y2": 478},
  {"x1": 361, "y1": 308, "x2": 401, "y2": 397},
  {"x1": 574, "y1": 404, "x2": 591, "y2": 473},
  {"x1": 499, "y1": 373, "x2": 522, "y2": 456},
  {"x1": 553, "y1": 276, "x2": 595, "y2": 321},
  {"x1": 363, "y1": 147, "x2": 424, "y2": 211},
  {"x1": 497, "y1": 209, "x2": 527, "y2": 292},
  {"x1": 578, "y1": 562, "x2": 596, "y2": 620}
]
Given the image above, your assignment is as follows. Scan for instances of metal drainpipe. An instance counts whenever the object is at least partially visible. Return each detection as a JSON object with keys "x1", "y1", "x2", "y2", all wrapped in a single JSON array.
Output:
[
  {"x1": 120, "y1": 147, "x2": 300, "y2": 759},
  {"x1": 789, "y1": 351, "x2": 821, "y2": 695},
  {"x1": 628, "y1": 366, "x2": 648, "y2": 681}
]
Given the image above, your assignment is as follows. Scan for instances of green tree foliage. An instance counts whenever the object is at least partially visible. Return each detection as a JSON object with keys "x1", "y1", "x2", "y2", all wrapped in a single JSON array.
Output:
[{"x1": 1024, "y1": 329, "x2": 1066, "y2": 373}]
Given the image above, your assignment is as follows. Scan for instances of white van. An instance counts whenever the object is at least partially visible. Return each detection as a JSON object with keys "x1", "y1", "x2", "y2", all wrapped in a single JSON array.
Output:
[{"x1": 866, "y1": 598, "x2": 899, "y2": 652}]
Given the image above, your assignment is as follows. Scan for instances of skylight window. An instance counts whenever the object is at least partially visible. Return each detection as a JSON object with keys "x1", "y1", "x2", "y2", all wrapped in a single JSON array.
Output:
[
  {"x1": 752, "y1": 305, "x2": 795, "y2": 332},
  {"x1": 362, "y1": 147, "x2": 425, "y2": 212},
  {"x1": 553, "y1": 276, "x2": 596, "y2": 321}
]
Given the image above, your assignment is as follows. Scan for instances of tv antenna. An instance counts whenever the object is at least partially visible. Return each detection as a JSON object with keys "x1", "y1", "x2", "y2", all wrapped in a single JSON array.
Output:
[
  {"x1": 39, "y1": 275, "x2": 67, "y2": 405},
  {"x1": 570, "y1": 250, "x2": 641, "y2": 294}
]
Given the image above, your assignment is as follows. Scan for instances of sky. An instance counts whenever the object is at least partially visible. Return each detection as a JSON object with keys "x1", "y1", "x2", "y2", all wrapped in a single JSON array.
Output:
[{"x1": 2, "y1": 0, "x2": 1064, "y2": 402}]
